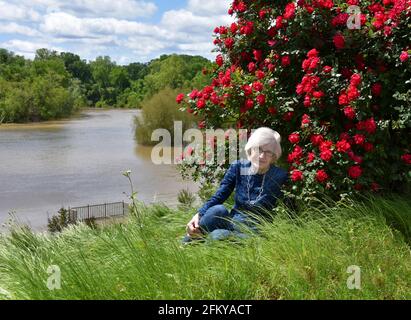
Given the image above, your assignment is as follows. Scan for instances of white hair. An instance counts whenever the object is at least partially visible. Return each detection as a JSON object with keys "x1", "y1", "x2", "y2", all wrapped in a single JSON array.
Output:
[{"x1": 245, "y1": 127, "x2": 282, "y2": 162}]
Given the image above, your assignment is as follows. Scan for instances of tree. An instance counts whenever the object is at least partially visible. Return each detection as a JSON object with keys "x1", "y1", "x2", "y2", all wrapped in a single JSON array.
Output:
[
  {"x1": 177, "y1": 0, "x2": 411, "y2": 200},
  {"x1": 60, "y1": 52, "x2": 92, "y2": 84}
]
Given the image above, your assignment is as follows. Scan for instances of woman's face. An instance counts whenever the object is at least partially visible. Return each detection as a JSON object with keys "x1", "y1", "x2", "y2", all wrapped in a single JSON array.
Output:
[{"x1": 249, "y1": 144, "x2": 276, "y2": 172}]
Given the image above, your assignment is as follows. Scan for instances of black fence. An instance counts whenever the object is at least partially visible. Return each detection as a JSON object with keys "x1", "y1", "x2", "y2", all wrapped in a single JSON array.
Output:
[{"x1": 68, "y1": 201, "x2": 129, "y2": 222}]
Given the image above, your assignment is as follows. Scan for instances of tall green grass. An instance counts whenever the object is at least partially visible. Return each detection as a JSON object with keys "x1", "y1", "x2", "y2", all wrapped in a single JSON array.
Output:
[{"x1": 0, "y1": 195, "x2": 410, "y2": 300}]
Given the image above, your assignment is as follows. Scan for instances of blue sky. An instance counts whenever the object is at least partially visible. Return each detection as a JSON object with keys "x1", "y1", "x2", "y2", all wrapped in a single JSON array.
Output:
[{"x1": 0, "y1": 0, "x2": 233, "y2": 64}]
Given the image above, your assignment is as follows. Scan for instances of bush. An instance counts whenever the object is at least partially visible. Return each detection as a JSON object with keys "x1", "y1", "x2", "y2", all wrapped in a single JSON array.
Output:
[
  {"x1": 135, "y1": 87, "x2": 197, "y2": 146},
  {"x1": 47, "y1": 207, "x2": 77, "y2": 233},
  {"x1": 177, "y1": 0, "x2": 411, "y2": 201},
  {"x1": 177, "y1": 189, "x2": 197, "y2": 211}
]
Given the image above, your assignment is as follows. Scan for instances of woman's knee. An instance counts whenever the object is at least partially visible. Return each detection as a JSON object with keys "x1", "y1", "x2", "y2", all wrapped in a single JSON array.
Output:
[{"x1": 199, "y1": 205, "x2": 231, "y2": 231}]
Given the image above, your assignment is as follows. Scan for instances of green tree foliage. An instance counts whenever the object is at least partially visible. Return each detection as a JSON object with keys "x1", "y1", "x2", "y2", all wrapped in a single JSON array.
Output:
[
  {"x1": 143, "y1": 54, "x2": 211, "y2": 98},
  {"x1": 0, "y1": 48, "x2": 83, "y2": 123},
  {"x1": 0, "y1": 48, "x2": 210, "y2": 122},
  {"x1": 135, "y1": 87, "x2": 197, "y2": 146}
]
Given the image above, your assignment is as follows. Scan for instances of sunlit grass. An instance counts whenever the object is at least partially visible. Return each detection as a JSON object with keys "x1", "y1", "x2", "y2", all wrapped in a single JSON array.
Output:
[{"x1": 0, "y1": 194, "x2": 410, "y2": 300}]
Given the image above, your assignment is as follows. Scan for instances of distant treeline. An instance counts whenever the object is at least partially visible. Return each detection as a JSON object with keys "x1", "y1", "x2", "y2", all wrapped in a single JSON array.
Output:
[{"x1": 0, "y1": 48, "x2": 211, "y2": 123}]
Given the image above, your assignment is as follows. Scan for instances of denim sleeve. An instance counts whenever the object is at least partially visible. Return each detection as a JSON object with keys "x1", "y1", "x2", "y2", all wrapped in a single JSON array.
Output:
[
  {"x1": 253, "y1": 171, "x2": 289, "y2": 210},
  {"x1": 197, "y1": 161, "x2": 238, "y2": 217}
]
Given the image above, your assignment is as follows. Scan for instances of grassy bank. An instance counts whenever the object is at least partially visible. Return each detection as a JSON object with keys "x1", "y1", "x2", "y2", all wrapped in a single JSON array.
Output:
[{"x1": 0, "y1": 194, "x2": 410, "y2": 300}]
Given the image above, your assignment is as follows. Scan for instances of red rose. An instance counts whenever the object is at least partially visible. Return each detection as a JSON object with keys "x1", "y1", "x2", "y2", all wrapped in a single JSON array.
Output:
[
  {"x1": 401, "y1": 154, "x2": 411, "y2": 165},
  {"x1": 347, "y1": 86, "x2": 360, "y2": 101},
  {"x1": 353, "y1": 134, "x2": 366, "y2": 146},
  {"x1": 253, "y1": 49, "x2": 262, "y2": 62},
  {"x1": 242, "y1": 85, "x2": 253, "y2": 96},
  {"x1": 274, "y1": 16, "x2": 283, "y2": 30},
  {"x1": 256, "y1": 94, "x2": 266, "y2": 105},
  {"x1": 336, "y1": 140, "x2": 351, "y2": 153},
  {"x1": 371, "y1": 83, "x2": 382, "y2": 97},
  {"x1": 364, "y1": 118, "x2": 377, "y2": 134},
  {"x1": 304, "y1": 96, "x2": 311, "y2": 107},
  {"x1": 301, "y1": 114, "x2": 311, "y2": 127},
  {"x1": 348, "y1": 166, "x2": 362, "y2": 179},
  {"x1": 363, "y1": 142, "x2": 374, "y2": 153},
  {"x1": 268, "y1": 79, "x2": 276, "y2": 87},
  {"x1": 189, "y1": 89, "x2": 199, "y2": 100},
  {"x1": 283, "y1": 111, "x2": 294, "y2": 122},
  {"x1": 307, "y1": 152, "x2": 316, "y2": 163},
  {"x1": 313, "y1": 91, "x2": 325, "y2": 99},
  {"x1": 176, "y1": 93, "x2": 185, "y2": 104},
  {"x1": 216, "y1": 55, "x2": 224, "y2": 67},
  {"x1": 252, "y1": 81, "x2": 264, "y2": 92},
  {"x1": 245, "y1": 99, "x2": 254, "y2": 110},
  {"x1": 224, "y1": 38, "x2": 235, "y2": 49},
  {"x1": 320, "y1": 149, "x2": 333, "y2": 162},
  {"x1": 316, "y1": 170, "x2": 329, "y2": 183},
  {"x1": 339, "y1": 93, "x2": 349, "y2": 106},
  {"x1": 323, "y1": 66, "x2": 332, "y2": 73},
  {"x1": 291, "y1": 170, "x2": 303, "y2": 182},
  {"x1": 333, "y1": 33, "x2": 345, "y2": 50},
  {"x1": 320, "y1": 140, "x2": 334, "y2": 151},
  {"x1": 400, "y1": 51, "x2": 409, "y2": 62},
  {"x1": 268, "y1": 107, "x2": 277, "y2": 115},
  {"x1": 307, "y1": 48, "x2": 319, "y2": 58},
  {"x1": 256, "y1": 70, "x2": 265, "y2": 79},
  {"x1": 351, "y1": 155, "x2": 363, "y2": 164},
  {"x1": 288, "y1": 132, "x2": 300, "y2": 144},
  {"x1": 340, "y1": 132, "x2": 350, "y2": 141},
  {"x1": 284, "y1": 3, "x2": 296, "y2": 20},
  {"x1": 353, "y1": 183, "x2": 363, "y2": 191},
  {"x1": 310, "y1": 134, "x2": 324, "y2": 146},
  {"x1": 240, "y1": 21, "x2": 254, "y2": 35},
  {"x1": 236, "y1": 2, "x2": 247, "y2": 13},
  {"x1": 197, "y1": 99, "x2": 206, "y2": 109},
  {"x1": 281, "y1": 56, "x2": 291, "y2": 67},
  {"x1": 248, "y1": 62, "x2": 256, "y2": 72},
  {"x1": 259, "y1": 9, "x2": 268, "y2": 19},
  {"x1": 230, "y1": 23, "x2": 238, "y2": 34},
  {"x1": 343, "y1": 107, "x2": 356, "y2": 119},
  {"x1": 351, "y1": 73, "x2": 361, "y2": 87}
]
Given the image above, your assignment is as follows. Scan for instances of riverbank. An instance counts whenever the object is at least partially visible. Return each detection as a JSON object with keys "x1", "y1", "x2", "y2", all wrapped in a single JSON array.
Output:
[
  {"x1": 0, "y1": 109, "x2": 197, "y2": 232},
  {"x1": 0, "y1": 194, "x2": 410, "y2": 300}
]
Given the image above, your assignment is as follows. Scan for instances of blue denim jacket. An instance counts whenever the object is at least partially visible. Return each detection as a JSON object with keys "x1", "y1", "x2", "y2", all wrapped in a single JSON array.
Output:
[{"x1": 198, "y1": 160, "x2": 289, "y2": 217}]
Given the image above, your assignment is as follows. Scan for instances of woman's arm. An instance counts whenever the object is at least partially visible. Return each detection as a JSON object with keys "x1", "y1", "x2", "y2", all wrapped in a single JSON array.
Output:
[
  {"x1": 197, "y1": 161, "x2": 239, "y2": 218},
  {"x1": 252, "y1": 171, "x2": 289, "y2": 209}
]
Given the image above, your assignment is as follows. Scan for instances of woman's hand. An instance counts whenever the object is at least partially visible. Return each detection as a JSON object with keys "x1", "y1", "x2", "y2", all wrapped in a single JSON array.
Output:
[{"x1": 186, "y1": 213, "x2": 201, "y2": 236}]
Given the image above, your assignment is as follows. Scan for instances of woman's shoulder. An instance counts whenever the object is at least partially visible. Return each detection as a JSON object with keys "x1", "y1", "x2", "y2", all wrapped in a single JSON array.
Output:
[{"x1": 270, "y1": 165, "x2": 289, "y2": 181}]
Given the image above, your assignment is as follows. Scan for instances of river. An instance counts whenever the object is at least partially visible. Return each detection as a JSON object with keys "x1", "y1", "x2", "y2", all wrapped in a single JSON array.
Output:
[{"x1": 0, "y1": 109, "x2": 198, "y2": 232}]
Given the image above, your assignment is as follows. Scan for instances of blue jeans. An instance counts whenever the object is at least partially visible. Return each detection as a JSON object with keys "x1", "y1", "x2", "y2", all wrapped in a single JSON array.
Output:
[{"x1": 198, "y1": 205, "x2": 259, "y2": 241}]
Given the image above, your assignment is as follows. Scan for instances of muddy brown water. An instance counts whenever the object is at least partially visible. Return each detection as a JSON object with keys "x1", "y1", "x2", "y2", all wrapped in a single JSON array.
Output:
[{"x1": 0, "y1": 109, "x2": 198, "y2": 232}]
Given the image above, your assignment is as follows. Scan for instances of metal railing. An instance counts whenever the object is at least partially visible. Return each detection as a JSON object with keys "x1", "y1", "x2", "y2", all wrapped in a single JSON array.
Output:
[{"x1": 68, "y1": 201, "x2": 129, "y2": 222}]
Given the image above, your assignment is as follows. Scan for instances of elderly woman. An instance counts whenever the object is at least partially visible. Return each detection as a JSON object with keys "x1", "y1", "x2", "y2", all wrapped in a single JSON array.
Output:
[{"x1": 183, "y1": 127, "x2": 289, "y2": 243}]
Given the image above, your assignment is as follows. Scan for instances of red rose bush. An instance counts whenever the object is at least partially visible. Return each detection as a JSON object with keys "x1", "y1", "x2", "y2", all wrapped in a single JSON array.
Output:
[{"x1": 177, "y1": 0, "x2": 411, "y2": 201}]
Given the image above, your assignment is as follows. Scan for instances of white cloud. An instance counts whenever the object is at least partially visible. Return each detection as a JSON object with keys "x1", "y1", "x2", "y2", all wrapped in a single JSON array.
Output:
[
  {"x1": 187, "y1": 0, "x2": 231, "y2": 16},
  {"x1": 1, "y1": 39, "x2": 63, "y2": 57},
  {"x1": 0, "y1": 1, "x2": 234, "y2": 63},
  {"x1": 9, "y1": 0, "x2": 158, "y2": 19},
  {"x1": 0, "y1": 1, "x2": 41, "y2": 21},
  {"x1": 161, "y1": 9, "x2": 231, "y2": 33},
  {"x1": 123, "y1": 36, "x2": 167, "y2": 54},
  {"x1": 0, "y1": 23, "x2": 41, "y2": 37},
  {"x1": 40, "y1": 12, "x2": 168, "y2": 38}
]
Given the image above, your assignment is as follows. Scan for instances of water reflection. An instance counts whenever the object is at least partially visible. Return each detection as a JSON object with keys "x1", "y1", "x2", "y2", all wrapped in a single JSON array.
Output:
[{"x1": 0, "y1": 109, "x2": 198, "y2": 231}]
